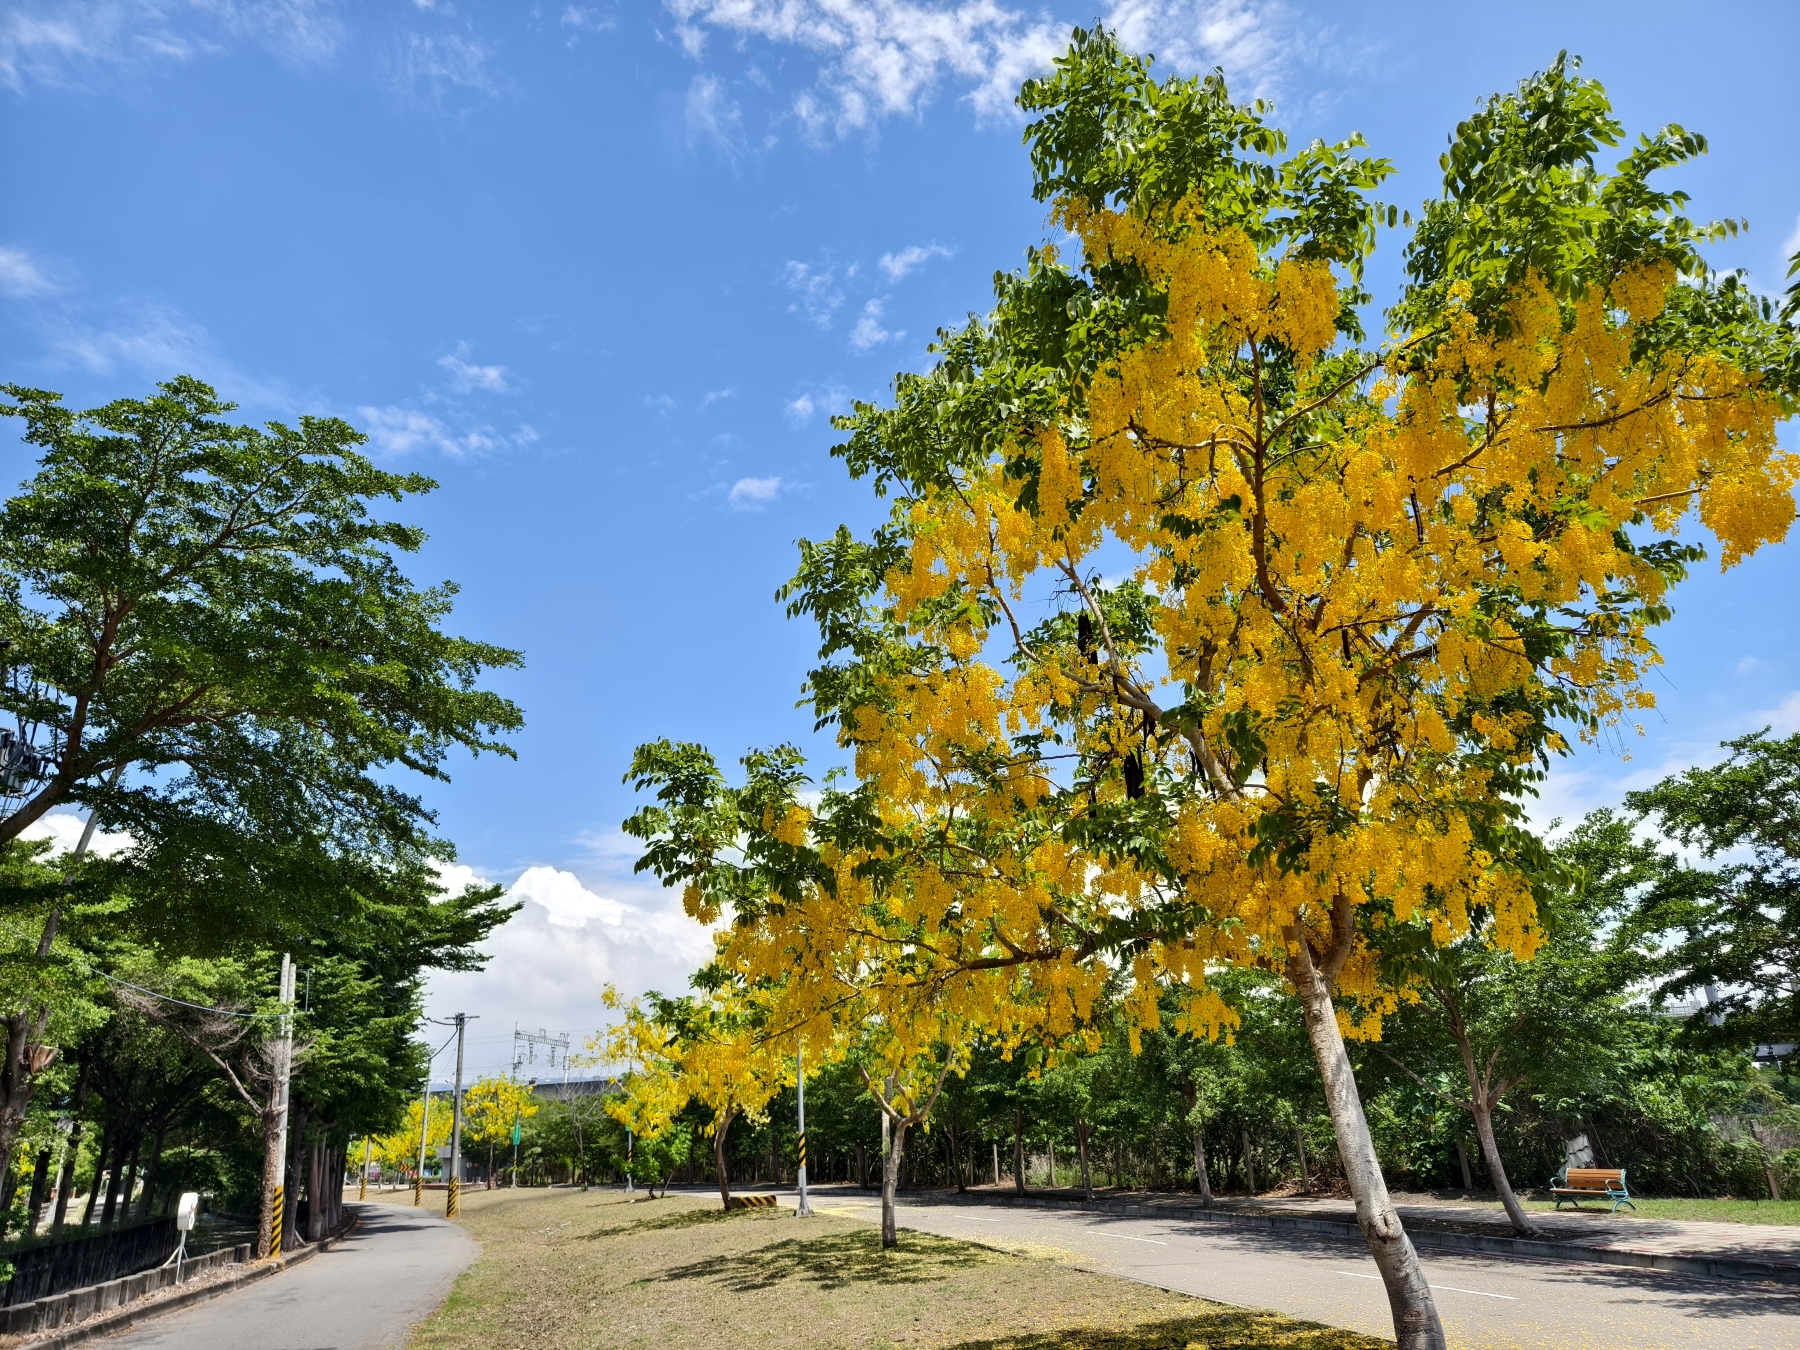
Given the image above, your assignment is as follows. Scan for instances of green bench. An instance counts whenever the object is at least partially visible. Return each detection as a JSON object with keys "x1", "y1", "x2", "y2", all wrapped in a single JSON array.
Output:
[{"x1": 1550, "y1": 1166, "x2": 1635, "y2": 1213}]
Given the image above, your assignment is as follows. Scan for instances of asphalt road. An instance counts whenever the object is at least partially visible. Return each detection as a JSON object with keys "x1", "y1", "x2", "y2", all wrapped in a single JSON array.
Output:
[
  {"x1": 103, "y1": 1202, "x2": 477, "y2": 1350},
  {"x1": 803, "y1": 1191, "x2": 1800, "y2": 1349}
]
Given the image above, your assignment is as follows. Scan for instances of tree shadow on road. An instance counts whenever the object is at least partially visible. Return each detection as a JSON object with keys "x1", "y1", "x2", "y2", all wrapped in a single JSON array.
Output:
[
  {"x1": 655, "y1": 1228, "x2": 988, "y2": 1293},
  {"x1": 934, "y1": 1311, "x2": 1385, "y2": 1350}
]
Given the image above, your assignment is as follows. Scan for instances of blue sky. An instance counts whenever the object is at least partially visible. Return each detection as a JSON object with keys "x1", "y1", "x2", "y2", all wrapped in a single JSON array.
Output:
[{"x1": 4, "y1": 0, "x2": 1796, "y2": 1079}]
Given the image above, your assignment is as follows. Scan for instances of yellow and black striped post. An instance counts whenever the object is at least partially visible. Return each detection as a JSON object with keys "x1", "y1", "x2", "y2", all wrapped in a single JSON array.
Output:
[
  {"x1": 795, "y1": 1039, "x2": 813, "y2": 1217},
  {"x1": 412, "y1": 1174, "x2": 422, "y2": 1207},
  {"x1": 446, "y1": 1175, "x2": 460, "y2": 1219},
  {"x1": 798, "y1": 1132, "x2": 806, "y2": 1174},
  {"x1": 269, "y1": 1185, "x2": 284, "y2": 1259}
]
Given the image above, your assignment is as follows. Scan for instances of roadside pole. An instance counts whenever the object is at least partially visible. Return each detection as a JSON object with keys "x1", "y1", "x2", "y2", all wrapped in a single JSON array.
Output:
[
  {"x1": 447, "y1": 1012, "x2": 467, "y2": 1219},
  {"x1": 795, "y1": 1039, "x2": 812, "y2": 1217},
  {"x1": 414, "y1": 1076, "x2": 432, "y2": 1207},
  {"x1": 269, "y1": 953, "x2": 296, "y2": 1257},
  {"x1": 360, "y1": 1136, "x2": 372, "y2": 1201}
]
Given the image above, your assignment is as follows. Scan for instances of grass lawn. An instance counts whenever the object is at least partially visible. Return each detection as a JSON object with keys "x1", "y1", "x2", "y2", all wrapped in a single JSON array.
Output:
[
  {"x1": 408, "y1": 1188, "x2": 1387, "y2": 1350},
  {"x1": 1519, "y1": 1195, "x2": 1800, "y2": 1225}
]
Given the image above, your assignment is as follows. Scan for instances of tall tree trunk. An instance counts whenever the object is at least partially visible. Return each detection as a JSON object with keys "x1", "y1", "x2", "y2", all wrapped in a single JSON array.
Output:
[
  {"x1": 100, "y1": 1129, "x2": 129, "y2": 1228},
  {"x1": 1076, "y1": 1120, "x2": 1093, "y2": 1200},
  {"x1": 26, "y1": 1146, "x2": 52, "y2": 1236},
  {"x1": 1455, "y1": 1138, "x2": 1473, "y2": 1192},
  {"x1": 80, "y1": 1121, "x2": 110, "y2": 1229},
  {"x1": 1297, "y1": 1125, "x2": 1312, "y2": 1195},
  {"x1": 713, "y1": 1104, "x2": 736, "y2": 1210},
  {"x1": 282, "y1": 1106, "x2": 307, "y2": 1248},
  {"x1": 1194, "y1": 1126, "x2": 1213, "y2": 1202},
  {"x1": 51, "y1": 1060, "x2": 92, "y2": 1238},
  {"x1": 1470, "y1": 1100, "x2": 1539, "y2": 1235},
  {"x1": 1242, "y1": 1125, "x2": 1256, "y2": 1195},
  {"x1": 307, "y1": 1138, "x2": 327, "y2": 1241},
  {"x1": 135, "y1": 1129, "x2": 164, "y2": 1222},
  {"x1": 1012, "y1": 1109, "x2": 1024, "y2": 1193},
  {"x1": 1291, "y1": 936, "x2": 1445, "y2": 1350},
  {"x1": 880, "y1": 1117, "x2": 908, "y2": 1249},
  {"x1": 487, "y1": 1137, "x2": 496, "y2": 1190}
]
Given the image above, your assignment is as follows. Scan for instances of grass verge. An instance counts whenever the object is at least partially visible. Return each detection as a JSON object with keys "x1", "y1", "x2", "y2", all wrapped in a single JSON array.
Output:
[
  {"x1": 406, "y1": 1188, "x2": 1387, "y2": 1350},
  {"x1": 1519, "y1": 1196, "x2": 1800, "y2": 1225}
]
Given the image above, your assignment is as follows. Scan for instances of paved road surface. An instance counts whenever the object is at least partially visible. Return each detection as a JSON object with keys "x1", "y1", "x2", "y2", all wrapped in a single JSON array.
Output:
[
  {"x1": 104, "y1": 1202, "x2": 476, "y2": 1350},
  {"x1": 801, "y1": 1191, "x2": 1800, "y2": 1349}
]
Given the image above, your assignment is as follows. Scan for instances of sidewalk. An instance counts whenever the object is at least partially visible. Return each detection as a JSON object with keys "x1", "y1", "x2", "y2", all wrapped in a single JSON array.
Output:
[{"x1": 873, "y1": 1183, "x2": 1800, "y2": 1285}]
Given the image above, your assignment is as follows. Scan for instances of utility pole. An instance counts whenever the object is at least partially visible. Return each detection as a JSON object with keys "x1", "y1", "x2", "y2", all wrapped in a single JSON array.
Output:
[
  {"x1": 269, "y1": 953, "x2": 296, "y2": 1258},
  {"x1": 795, "y1": 1039, "x2": 813, "y2": 1217},
  {"x1": 447, "y1": 1012, "x2": 468, "y2": 1220}
]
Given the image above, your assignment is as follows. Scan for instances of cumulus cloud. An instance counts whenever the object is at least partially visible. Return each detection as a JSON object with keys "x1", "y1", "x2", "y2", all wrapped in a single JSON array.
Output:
[
  {"x1": 18, "y1": 810, "x2": 134, "y2": 861},
  {"x1": 421, "y1": 863, "x2": 716, "y2": 1080},
  {"x1": 879, "y1": 242, "x2": 952, "y2": 282},
  {"x1": 664, "y1": 0, "x2": 1302, "y2": 134},
  {"x1": 1760, "y1": 690, "x2": 1800, "y2": 736},
  {"x1": 437, "y1": 345, "x2": 510, "y2": 393},
  {"x1": 728, "y1": 475, "x2": 784, "y2": 509},
  {"x1": 0, "y1": 247, "x2": 54, "y2": 297},
  {"x1": 849, "y1": 297, "x2": 898, "y2": 350}
]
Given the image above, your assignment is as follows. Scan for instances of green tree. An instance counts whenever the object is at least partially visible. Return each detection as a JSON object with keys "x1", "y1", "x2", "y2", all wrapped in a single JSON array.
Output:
[
  {"x1": 1624, "y1": 731, "x2": 1800, "y2": 1050},
  {"x1": 0, "y1": 377, "x2": 524, "y2": 1188}
]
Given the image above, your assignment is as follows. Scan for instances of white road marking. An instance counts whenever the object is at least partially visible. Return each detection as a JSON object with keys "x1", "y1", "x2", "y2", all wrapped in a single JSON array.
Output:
[
  {"x1": 1333, "y1": 1271, "x2": 1516, "y2": 1301},
  {"x1": 966, "y1": 1217, "x2": 1001, "y2": 1222},
  {"x1": 1097, "y1": 1232, "x2": 1168, "y2": 1245}
]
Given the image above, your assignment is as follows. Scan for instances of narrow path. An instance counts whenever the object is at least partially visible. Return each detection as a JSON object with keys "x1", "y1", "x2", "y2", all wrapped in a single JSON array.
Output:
[
  {"x1": 792, "y1": 1190, "x2": 1800, "y2": 1350},
  {"x1": 102, "y1": 1202, "x2": 476, "y2": 1350}
]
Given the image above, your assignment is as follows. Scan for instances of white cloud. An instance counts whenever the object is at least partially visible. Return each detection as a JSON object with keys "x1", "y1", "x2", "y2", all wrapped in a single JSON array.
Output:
[
  {"x1": 1760, "y1": 690, "x2": 1800, "y2": 736},
  {"x1": 785, "y1": 383, "x2": 848, "y2": 426},
  {"x1": 785, "y1": 393, "x2": 817, "y2": 424},
  {"x1": 728, "y1": 474, "x2": 784, "y2": 508},
  {"x1": 437, "y1": 345, "x2": 510, "y2": 393},
  {"x1": 18, "y1": 810, "x2": 134, "y2": 861},
  {"x1": 0, "y1": 1, "x2": 343, "y2": 90},
  {"x1": 561, "y1": 6, "x2": 615, "y2": 39},
  {"x1": 849, "y1": 297, "x2": 898, "y2": 350},
  {"x1": 664, "y1": 1, "x2": 1301, "y2": 134},
  {"x1": 686, "y1": 72, "x2": 744, "y2": 155},
  {"x1": 783, "y1": 259, "x2": 846, "y2": 327},
  {"x1": 0, "y1": 247, "x2": 53, "y2": 297},
  {"x1": 700, "y1": 386, "x2": 736, "y2": 407},
  {"x1": 357, "y1": 405, "x2": 502, "y2": 457},
  {"x1": 879, "y1": 242, "x2": 952, "y2": 282},
  {"x1": 421, "y1": 862, "x2": 717, "y2": 1081},
  {"x1": 393, "y1": 28, "x2": 498, "y2": 101}
]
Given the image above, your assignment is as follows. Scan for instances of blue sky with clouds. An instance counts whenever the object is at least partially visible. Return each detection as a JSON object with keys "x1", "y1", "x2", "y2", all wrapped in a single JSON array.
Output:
[{"x1": 3, "y1": 0, "x2": 1796, "y2": 1077}]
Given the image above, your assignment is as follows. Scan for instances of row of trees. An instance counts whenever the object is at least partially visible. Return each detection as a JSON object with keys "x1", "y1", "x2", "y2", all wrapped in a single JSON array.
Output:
[
  {"x1": 0, "y1": 378, "x2": 521, "y2": 1258},
  {"x1": 597, "y1": 31, "x2": 1798, "y2": 1350}
]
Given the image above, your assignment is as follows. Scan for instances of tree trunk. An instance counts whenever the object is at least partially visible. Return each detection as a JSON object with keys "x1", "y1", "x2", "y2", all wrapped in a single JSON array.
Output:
[
  {"x1": 100, "y1": 1130, "x2": 131, "y2": 1229},
  {"x1": 855, "y1": 1139, "x2": 866, "y2": 1188},
  {"x1": 1470, "y1": 1099, "x2": 1540, "y2": 1236},
  {"x1": 1194, "y1": 1126, "x2": 1213, "y2": 1202},
  {"x1": 713, "y1": 1104, "x2": 736, "y2": 1210},
  {"x1": 80, "y1": 1121, "x2": 110, "y2": 1229},
  {"x1": 1297, "y1": 1125, "x2": 1312, "y2": 1195},
  {"x1": 307, "y1": 1138, "x2": 327, "y2": 1242},
  {"x1": 282, "y1": 1105, "x2": 307, "y2": 1249},
  {"x1": 25, "y1": 1146, "x2": 51, "y2": 1236},
  {"x1": 880, "y1": 1116, "x2": 907, "y2": 1249},
  {"x1": 1454, "y1": 1138, "x2": 1473, "y2": 1192},
  {"x1": 487, "y1": 1137, "x2": 496, "y2": 1190},
  {"x1": 136, "y1": 1129, "x2": 164, "y2": 1222},
  {"x1": 1242, "y1": 1125, "x2": 1256, "y2": 1195},
  {"x1": 1012, "y1": 1109, "x2": 1024, "y2": 1193},
  {"x1": 1291, "y1": 937, "x2": 1445, "y2": 1350},
  {"x1": 51, "y1": 1061, "x2": 92, "y2": 1238},
  {"x1": 1076, "y1": 1120, "x2": 1093, "y2": 1199}
]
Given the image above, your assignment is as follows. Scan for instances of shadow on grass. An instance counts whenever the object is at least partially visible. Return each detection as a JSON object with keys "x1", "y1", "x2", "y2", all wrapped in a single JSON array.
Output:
[
  {"x1": 656, "y1": 1227, "x2": 988, "y2": 1292},
  {"x1": 579, "y1": 1202, "x2": 745, "y2": 1238},
  {"x1": 935, "y1": 1311, "x2": 1386, "y2": 1350}
]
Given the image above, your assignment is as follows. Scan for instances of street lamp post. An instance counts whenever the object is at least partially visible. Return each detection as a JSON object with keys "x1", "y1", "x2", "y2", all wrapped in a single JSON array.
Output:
[{"x1": 796, "y1": 1040, "x2": 813, "y2": 1217}]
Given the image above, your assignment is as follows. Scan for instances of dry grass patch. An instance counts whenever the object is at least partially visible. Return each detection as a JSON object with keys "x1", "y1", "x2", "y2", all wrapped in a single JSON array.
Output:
[{"x1": 407, "y1": 1188, "x2": 1385, "y2": 1350}]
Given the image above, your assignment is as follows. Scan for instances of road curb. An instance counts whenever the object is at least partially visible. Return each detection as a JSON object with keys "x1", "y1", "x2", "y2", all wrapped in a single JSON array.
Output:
[
  {"x1": 906, "y1": 1191, "x2": 1800, "y2": 1287},
  {"x1": 22, "y1": 1213, "x2": 361, "y2": 1349}
]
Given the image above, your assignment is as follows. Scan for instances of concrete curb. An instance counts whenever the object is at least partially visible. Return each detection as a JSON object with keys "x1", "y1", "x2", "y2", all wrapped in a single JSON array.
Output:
[
  {"x1": 904, "y1": 1190, "x2": 1800, "y2": 1287},
  {"x1": 21, "y1": 1214, "x2": 361, "y2": 1349}
]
